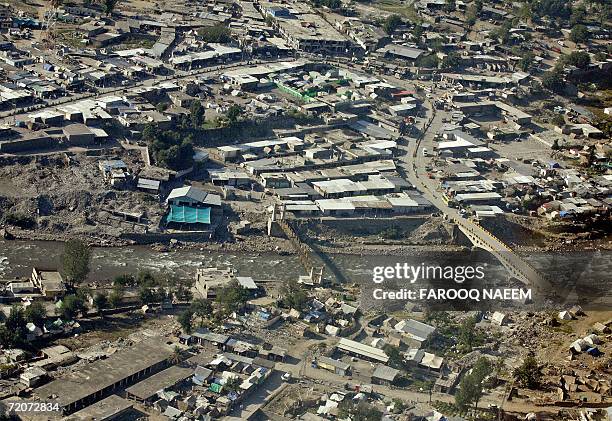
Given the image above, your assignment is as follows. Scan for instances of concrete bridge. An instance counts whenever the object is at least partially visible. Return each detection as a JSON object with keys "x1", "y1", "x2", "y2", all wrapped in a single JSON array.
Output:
[{"x1": 455, "y1": 219, "x2": 551, "y2": 292}]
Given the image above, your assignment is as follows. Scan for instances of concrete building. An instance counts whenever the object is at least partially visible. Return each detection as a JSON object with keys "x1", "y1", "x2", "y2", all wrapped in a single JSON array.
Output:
[
  {"x1": 31, "y1": 268, "x2": 66, "y2": 299},
  {"x1": 34, "y1": 339, "x2": 174, "y2": 414}
]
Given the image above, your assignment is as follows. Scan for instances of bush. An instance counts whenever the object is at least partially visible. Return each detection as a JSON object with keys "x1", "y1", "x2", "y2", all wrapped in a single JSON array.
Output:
[
  {"x1": 5, "y1": 213, "x2": 36, "y2": 229},
  {"x1": 198, "y1": 25, "x2": 232, "y2": 43}
]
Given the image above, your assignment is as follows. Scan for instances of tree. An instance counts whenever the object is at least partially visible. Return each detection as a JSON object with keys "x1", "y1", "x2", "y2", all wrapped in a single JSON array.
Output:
[
  {"x1": 224, "y1": 376, "x2": 241, "y2": 392},
  {"x1": 383, "y1": 344, "x2": 404, "y2": 370},
  {"x1": 552, "y1": 114, "x2": 565, "y2": 128},
  {"x1": 103, "y1": 0, "x2": 119, "y2": 15},
  {"x1": 455, "y1": 372, "x2": 482, "y2": 412},
  {"x1": 190, "y1": 101, "x2": 205, "y2": 128},
  {"x1": 178, "y1": 309, "x2": 194, "y2": 333},
  {"x1": 570, "y1": 24, "x2": 590, "y2": 44},
  {"x1": 93, "y1": 292, "x2": 109, "y2": 314},
  {"x1": 176, "y1": 283, "x2": 193, "y2": 302},
  {"x1": 25, "y1": 301, "x2": 46, "y2": 326},
  {"x1": 382, "y1": 14, "x2": 402, "y2": 34},
  {"x1": 216, "y1": 280, "x2": 249, "y2": 313},
  {"x1": 417, "y1": 54, "x2": 439, "y2": 68},
  {"x1": 517, "y1": 51, "x2": 535, "y2": 72},
  {"x1": 441, "y1": 52, "x2": 461, "y2": 69},
  {"x1": 6, "y1": 305, "x2": 27, "y2": 342},
  {"x1": 280, "y1": 279, "x2": 309, "y2": 310},
  {"x1": 61, "y1": 239, "x2": 91, "y2": 286},
  {"x1": 513, "y1": 355, "x2": 541, "y2": 389},
  {"x1": 457, "y1": 316, "x2": 477, "y2": 352},
  {"x1": 109, "y1": 285, "x2": 124, "y2": 308},
  {"x1": 338, "y1": 401, "x2": 382, "y2": 421},
  {"x1": 58, "y1": 294, "x2": 87, "y2": 320},
  {"x1": 562, "y1": 51, "x2": 591, "y2": 69},
  {"x1": 169, "y1": 345, "x2": 182, "y2": 364},
  {"x1": 541, "y1": 67, "x2": 565, "y2": 93},
  {"x1": 226, "y1": 104, "x2": 243, "y2": 125},
  {"x1": 139, "y1": 287, "x2": 158, "y2": 304},
  {"x1": 198, "y1": 25, "x2": 232, "y2": 43},
  {"x1": 570, "y1": 5, "x2": 587, "y2": 26},
  {"x1": 191, "y1": 299, "x2": 212, "y2": 325}
]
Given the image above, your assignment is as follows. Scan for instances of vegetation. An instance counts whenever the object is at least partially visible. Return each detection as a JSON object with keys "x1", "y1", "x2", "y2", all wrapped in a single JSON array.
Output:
[
  {"x1": 216, "y1": 280, "x2": 249, "y2": 313},
  {"x1": 441, "y1": 52, "x2": 461, "y2": 70},
  {"x1": 280, "y1": 279, "x2": 309, "y2": 310},
  {"x1": 417, "y1": 54, "x2": 439, "y2": 68},
  {"x1": 382, "y1": 14, "x2": 403, "y2": 34},
  {"x1": 570, "y1": 24, "x2": 590, "y2": 44},
  {"x1": 4, "y1": 213, "x2": 36, "y2": 229},
  {"x1": 513, "y1": 355, "x2": 542, "y2": 389},
  {"x1": 455, "y1": 357, "x2": 492, "y2": 411},
  {"x1": 457, "y1": 315, "x2": 484, "y2": 353},
  {"x1": 61, "y1": 239, "x2": 91, "y2": 286},
  {"x1": 25, "y1": 301, "x2": 47, "y2": 326},
  {"x1": 517, "y1": 51, "x2": 536, "y2": 72},
  {"x1": 0, "y1": 306, "x2": 27, "y2": 347},
  {"x1": 103, "y1": 0, "x2": 119, "y2": 15},
  {"x1": 562, "y1": 51, "x2": 591, "y2": 69},
  {"x1": 93, "y1": 292, "x2": 109, "y2": 313},
  {"x1": 57, "y1": 294, "x2": 87, "y2": 320},
  {"x1": 226, "y1": 104, "x2": 243, "y2": 125},
  {"x1": 313, "y1": 0, "x2": 341, "y2": 8},
  {"x1": 541, "y1": 66, "x2": 565, "y2": 94},
  {"x1": 198, "y1": 25, "x2": 232, "y2": 43},
  {"x1": 338, "y1": 400, "x2": 382, "y2": 421},
  {"x1": 178, "y1": 309, "x2": 194, "y2": 333},
  {"x1": 142, "y1": 123, "x2": 195, "y2": 171}
]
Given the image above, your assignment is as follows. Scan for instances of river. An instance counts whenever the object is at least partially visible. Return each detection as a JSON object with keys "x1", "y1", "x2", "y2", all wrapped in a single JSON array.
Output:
[{"x1": 0, "y1": 240, "x2": 609, "y2": 309}]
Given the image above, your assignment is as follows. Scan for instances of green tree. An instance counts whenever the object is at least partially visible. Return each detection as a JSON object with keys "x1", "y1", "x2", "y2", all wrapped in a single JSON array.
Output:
[
  {"x1": 569, "y1": 5, "x2": 587, "y2": 26},
  {"x1": 562, "y1": 51, "x2": 591, "y2": 69},
  {"x1": 61, "y1": 239, "x2": 91, "y2": 286},
  {"x1": 514, "y1": 355, "x2": 542, "y2": 389},
  {"x1": 103, "y1": 0, "x2": 119, "y2": 15},
  {"x1": 139, "y1": 287, "x2": 158, "y2": 304},
  {"x1": 109, "y1": 285, "x2": 124, "y2": 308},
  {"x1": 198, "y1": 25, "x2": 232, "y2": 43},
  {"x1": 190, "y1": 101, "x2": 205, "y2": 128},
  {"x1": 226, "y1": 104, "x2": 243, "y2": 125},
  {"x1": 178, "y1": 309, "x2": 194, "y2": 333},
  {"x1": 457, "y1": 316, "x2": 477, "y2": 352},
  {"x1": 541, "y1": 66, "x2": 565, "y2": 93},
  {"x1": 58, "y1": 294, "x2": 87, "y2": 320},
  {"x1": 224, "y1": 376, "x2": 241, "y2": 392},
  {"x1": 6, "y1": 305, "x2": 27, "y2": 342},
  {"x1": 216, "y1": 280, "x2": 249, "y2": 313},
  {"x1": 441, "y1": 52, "x2": 461, "y2": 69},
  {"x1": 338, "y1": 401, "x2": 382, "y2": 421},
  {"x1": 191, "y1": 299, "x2": 212, "y2": 325},
  {"x1": 24, "y1": 301, "x2": 46, "y2": 326},
  {"x1": 382, "y1": 14, "x2": 402, "y2": 34},
  {"x1": 552, "y1": 114, "x2": 565, "y2": 127},
  {"x1": 93, "y1": 292, "x2": 109, "y2": 314},
  {"x1": 570, "y1": 24, "x2": 590, "y2": 44},
  {"x1": 383, "y1": 344, "x2": 404, "y2": 370},
  {"x1": 280, "y1": 279, "x2": 309, "y2": 310},
  {"x1": 169, "y1": 345, "x2": 182, "y2": 364},
  {"x1": 417, "y1": 54, "x2": 439, "y2": 68},
  {"x1": 517, "y1": 51, "x2": 535, "y2": 72}
]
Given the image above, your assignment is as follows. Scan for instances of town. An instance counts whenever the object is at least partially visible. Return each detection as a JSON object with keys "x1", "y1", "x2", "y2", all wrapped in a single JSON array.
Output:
[{"x1": 0, "y1": 0, "x2": 610, "y2": 419}]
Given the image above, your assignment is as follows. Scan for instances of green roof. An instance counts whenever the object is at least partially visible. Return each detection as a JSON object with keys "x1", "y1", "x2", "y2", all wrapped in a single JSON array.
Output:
[
  {"x1": 209, "y1": 383, "x2": 223, "y2": 393},
  {"x1": 167, "y1": 205, "x2": 211, "y2": 224}
]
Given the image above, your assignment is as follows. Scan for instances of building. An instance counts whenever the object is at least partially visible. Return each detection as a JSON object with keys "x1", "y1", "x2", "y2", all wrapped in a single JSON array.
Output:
[
  {"x1": 371, "y1": 364, "x2": 399, "y2": 385},
  {"x1": 195, "y1": 267, "x2": 234, "y2": 299},
  {"x1": 34, "y1": 339, "x2": 174, "y2": 414},
  {"x1": 125, "y1": 365, "x2": 193, "y2": 403},
  {"x1": 316, "y1": 356, "x2": 351, "y2": 376},
  {"x1": 64, "y1": 395, "x2": 133, "y2": 421},
  {"x1": 394, "y1": 319, "x2": 436, "y2": 344},
  {"x1": 165, "y1": 186, "x2": 222, "y2": 229},
  {"x1": 336, "y1": 338, "x2": 389, "y2": 363},
  {"x1": 63, "y1": 124, "x2": 96, "y2": 145},
  {"x1": 31, "y1": 268, "x2": 66, "y2": 299}
]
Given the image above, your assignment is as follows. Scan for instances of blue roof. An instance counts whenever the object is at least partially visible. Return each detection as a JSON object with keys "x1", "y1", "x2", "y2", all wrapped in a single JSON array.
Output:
[{"x1": 167, "y1": 205, "x2": 211, "y2": 224}]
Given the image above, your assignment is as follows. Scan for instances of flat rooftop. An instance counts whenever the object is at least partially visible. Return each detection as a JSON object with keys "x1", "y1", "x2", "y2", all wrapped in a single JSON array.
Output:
[
  {"x1": 64, "y1": 395, "x2": 133, "y2": 421},
  {"x1": 35, "y1": 338, "x2": 174, "y2": 408},
  {"x1": 125, "y1": 365, "x2": 193, "y2": 401}
]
